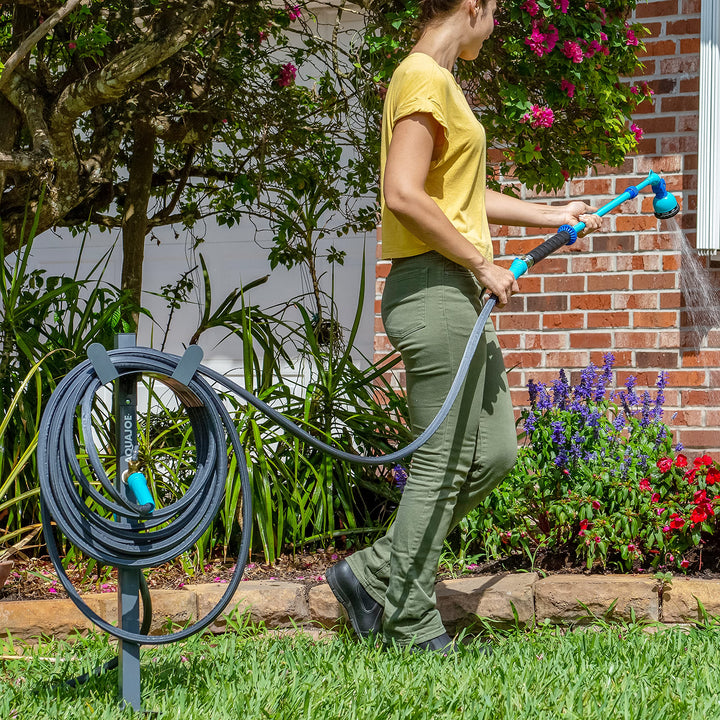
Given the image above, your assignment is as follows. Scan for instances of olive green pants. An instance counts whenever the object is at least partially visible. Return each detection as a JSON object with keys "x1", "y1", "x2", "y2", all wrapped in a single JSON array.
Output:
[{"x1": 346, "y1": 251, "x2": 517, "y2": 645}]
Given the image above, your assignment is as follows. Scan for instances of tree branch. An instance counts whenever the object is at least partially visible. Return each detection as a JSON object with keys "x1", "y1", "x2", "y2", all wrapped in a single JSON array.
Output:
[
  {"x1": 0, "y1": 0, "x2": 90, "y2": 93},
  {"x1": 0, "y1": 151, "x2": 34, "y2": 171},
  {"x1": 51, "y1": 0, "x2": 217, "y2": 135}
]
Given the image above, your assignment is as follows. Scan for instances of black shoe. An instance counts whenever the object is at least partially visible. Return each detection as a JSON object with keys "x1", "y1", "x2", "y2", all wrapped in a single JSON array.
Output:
[
  {"x1": 326, "y1": 560, "x2": 383, "y2": 639},
  {"x1": 410, "y1": 632, "x2": 458, "y2": 655}
]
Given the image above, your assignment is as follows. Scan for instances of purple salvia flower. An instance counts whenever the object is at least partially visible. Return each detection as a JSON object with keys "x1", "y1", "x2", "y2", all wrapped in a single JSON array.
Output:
[
  {"x1": 524, "y1": 411, "x2": 537, "y2": 435},
  {"x1": 392, "y1": 465, "x2": 408, "y2": 493},
  {"x1": 640, "y1": 390, "x2": 653, "y2": 428},
  {"x1": 552, "y1": 369, "x2": 570, "y2": 409},
  {"x1": 551, "y1": 420, "x2": 565, "y2": 446},
  {"x1": 595, "y1": 353, "x2": 615, "y2": 401}
]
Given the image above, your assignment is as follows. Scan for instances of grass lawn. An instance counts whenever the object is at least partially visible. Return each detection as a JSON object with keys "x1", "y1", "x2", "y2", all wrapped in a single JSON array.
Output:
[{"x1": 2, "y1": 621, "x2": 720, "y2": 719}]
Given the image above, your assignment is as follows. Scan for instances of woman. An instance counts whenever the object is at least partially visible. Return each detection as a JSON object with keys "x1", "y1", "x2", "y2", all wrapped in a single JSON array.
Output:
[{"x1": 327, "y1": 0, "x2": 602, "y2": 653}]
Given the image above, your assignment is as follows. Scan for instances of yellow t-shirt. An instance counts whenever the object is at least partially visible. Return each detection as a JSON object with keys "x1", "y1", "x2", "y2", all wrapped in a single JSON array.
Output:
[{"x1": 380, "y1": 52, "x2": 492, "y2": 261}]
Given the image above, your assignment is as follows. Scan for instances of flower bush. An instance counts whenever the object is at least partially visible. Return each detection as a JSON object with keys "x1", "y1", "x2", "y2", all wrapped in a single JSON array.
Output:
[{"x1": 454, "y1": 355, "x2": 720, "y2": 572}]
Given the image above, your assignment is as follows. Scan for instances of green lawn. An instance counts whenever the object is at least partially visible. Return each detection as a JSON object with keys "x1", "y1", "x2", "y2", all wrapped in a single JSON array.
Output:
[{"x1": 2, "y1": 621, "x2": 720, "y2": 719}]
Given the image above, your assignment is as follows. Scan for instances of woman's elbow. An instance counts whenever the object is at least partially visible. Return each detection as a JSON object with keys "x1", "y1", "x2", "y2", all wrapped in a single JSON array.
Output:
[{"x1": 383, "y1": 181, "x2": 417, "y2": 216}]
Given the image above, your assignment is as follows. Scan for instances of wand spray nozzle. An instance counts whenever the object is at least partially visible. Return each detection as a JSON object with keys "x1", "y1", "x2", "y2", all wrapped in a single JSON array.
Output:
[{"x1": 649, "y1": 175, "x2": 680, "y2": 220}]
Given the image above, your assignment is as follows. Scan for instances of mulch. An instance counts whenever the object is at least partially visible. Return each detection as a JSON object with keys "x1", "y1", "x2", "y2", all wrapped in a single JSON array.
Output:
[{"x1": 3, "y1": 545, "x2": 720, "y2": 602}]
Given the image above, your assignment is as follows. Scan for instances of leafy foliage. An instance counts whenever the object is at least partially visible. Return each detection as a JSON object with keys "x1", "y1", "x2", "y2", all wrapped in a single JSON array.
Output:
[{"x1": 448, "y1": 357, "x2": 720, "y2": 573}]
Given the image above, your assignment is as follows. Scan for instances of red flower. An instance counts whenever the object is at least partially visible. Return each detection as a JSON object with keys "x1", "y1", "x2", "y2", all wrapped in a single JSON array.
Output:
[
  {"x1": 694, "y1": 454, "x2": 713, "y2": 467},
  {"x1": 657, "y1": 457, "x2": 673, "y2": 473},
  {"x1": 675, "y1": 454, "x2": 688, "y2": 468},
  {"x1": 685, "y1": 468, "x2": 697, "y2": 484},
  {"x1": 707, "y1": 468, "x2": 720, "y2": 486},
  {"x1": 669, "y1": 513, "x2": 685, "y2": 530},
  {"x1": 579, "y1": 519, "x2": 589, "y2": 530},
  {"x1": 591, "y1": 500, "x2": 601, "y2": 510},
  {"x1": 680, "y1": 559, "x2": 690, "y2": 569},
  {"x1": 639, "y1": 478, "x2": 652, "y2": 491},
  {"x1": 691, "y1": 506, "x2": 712, "y2": 524},
  {"x1": 650, "y1": 492, "x2": 660, "y2": 503}
]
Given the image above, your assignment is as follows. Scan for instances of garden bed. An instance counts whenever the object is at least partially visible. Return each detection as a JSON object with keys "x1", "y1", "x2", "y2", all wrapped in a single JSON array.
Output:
[{"x1": 4, "y1": 542, "x2": 720, "y2": 604}]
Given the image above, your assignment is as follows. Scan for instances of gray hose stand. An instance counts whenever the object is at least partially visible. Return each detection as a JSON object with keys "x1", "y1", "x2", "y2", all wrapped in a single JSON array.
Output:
[{"x1": 114, "y1": 333, "x2": 143, "y2": 711}]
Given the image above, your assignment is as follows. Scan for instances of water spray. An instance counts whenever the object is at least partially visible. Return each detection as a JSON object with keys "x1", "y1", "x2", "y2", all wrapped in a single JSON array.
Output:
[{"x1": 37, "y1": 171, "x2": 680, "y2": 711}]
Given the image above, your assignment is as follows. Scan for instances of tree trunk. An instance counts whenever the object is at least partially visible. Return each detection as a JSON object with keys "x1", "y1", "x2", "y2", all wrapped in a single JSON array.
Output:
[{"x1": 121, "y1": 122, "x2": 156, "y2": 322}]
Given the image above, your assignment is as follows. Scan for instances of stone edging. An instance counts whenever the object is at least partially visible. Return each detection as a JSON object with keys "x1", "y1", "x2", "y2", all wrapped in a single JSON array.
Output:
[{"x1": 1, "y1": 573, "x2": 718, "y2": 641}]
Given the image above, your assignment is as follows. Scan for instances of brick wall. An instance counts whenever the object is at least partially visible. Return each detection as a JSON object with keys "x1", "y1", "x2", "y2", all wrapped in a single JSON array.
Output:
[{"x1": 373, "y1": 0, "x2": 720, "y2": 456}]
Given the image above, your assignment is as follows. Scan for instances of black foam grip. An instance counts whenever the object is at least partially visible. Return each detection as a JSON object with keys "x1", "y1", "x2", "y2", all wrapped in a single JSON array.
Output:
[{"x1": 527, "y1": 231, "x2": 572, "y2": 266}]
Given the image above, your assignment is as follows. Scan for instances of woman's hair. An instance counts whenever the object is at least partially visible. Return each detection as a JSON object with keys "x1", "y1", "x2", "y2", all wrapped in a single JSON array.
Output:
[{"x1": 418, "y1": 0, "x2": 489, "y2": 27}]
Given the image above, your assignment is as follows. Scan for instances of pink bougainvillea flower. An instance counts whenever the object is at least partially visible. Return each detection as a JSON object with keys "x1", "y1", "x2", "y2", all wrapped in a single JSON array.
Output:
[
  {"x1": 639, "y1": 477, "x2": 652, "y2": 492},
  {"x1": 563, "y1": 40, "x2": 584, "y2": 63},
  {"x1": 630, "y1": 123, "x2": 644, "y2": 142},
  {"x1": 627, "y1": 543, "x2": 636, "y2": 552},
  {"x1": 662, "y1": 525, "x2": 671, "y2": 533},
  {"x1": 522, "y1": 105, "x2": 554, "y2": 128},
  {"x1": 287, "y1": 4, "x2": 301, "y2": 21},
  {"x1": 68, "y1": 41, "x2": 77, "y2": 50},
  {"x1": 560, "y1": 79, "x2": 576, "y2": 98},
  {"x1": 651, "y1": 492, "x2": 661, "y2": 503},
  {"x1": 706, "y1": 467, "x2": 720, "y2": 485},
  {"x1": 525, "y1": 21, "x2": 559, "y2": 57},
  {"x1": 657, "y1": 457, "x2": 673, "y2": 473},
  {"x1": 626, "y1": 28, "x2": 639, "y2": 46},
  {"x1": 591, "y1": 499, "x2": 601, "y2": 510},
  {"x1": 675, "y1": 454, "x2": 689, "y2": 468},
  {"x1": 277, "y1": 62, "x2": 297, "y2": 87},
  {"x1": 522, "y1": 0, "x2": 540, "y2": 16},
  {"x1": 554, "y1": 0, "x2": 569, "y2": 12}
]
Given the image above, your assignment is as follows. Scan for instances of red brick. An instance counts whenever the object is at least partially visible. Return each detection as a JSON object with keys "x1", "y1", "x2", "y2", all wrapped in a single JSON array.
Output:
[
  {"x1": 659, "y1": 291, "x2": 683, "y2": 309},
  {"x1": 503, "y1": 351, "x2": 543, "y2": 369},
  {"x1": 518, "y1": 276, "x2": 542, "y2": 294},
  {"x1": 660, "y1": 135, "x2": 699, "y2": 155},
  {"x1": 636, "y1": 351, "x2": 679, "y2": 369},
  {"x1": 632, "y1": 273, "x2": 677, "y2": 291},
  {"x1": 682, "y1": 388, "x2": 720, "y2": 407},
  {"x1": 588, "y1": 274, "x2": 631, "y2": 291},
  {"x1": 666, "y1": 370, "x2": 709, "y2": 386},
  {"x1": 677, "y1": 429, "x2": 720, "y2": 453},
  {"x1": 661, "y1": 96, "x2": 700, "y2": 115},
  {"x1": 543, "y1": 312, "x2": 586, "y2": 329},
  {"x1": 614, "y1": 331, "x2": 659, "y2": 348},
  {"x1": 639, "y1": 39, "x2": 678, "y2": 57},
  {"x1": 570, "y1": 293, "x2": 612, "y2": 311},
  {"x1": 614, "y1": 292, "x2": 658, "y2": 310},
  {"x1": 543, "y1": 275, "x2": 585, "y2": 293},
  {"x1": 681, "y1": 350, "x2": 720, "y2": 368},
  {"x1": 672, "y1": 409, "x2": 705, "y2": 426},
  {"x1": 634, "y1": 0, "x2": 680, "y2": 17},
  {"x1": 522, "y1": 332, "x2": 566, "y2": 350},
  {"x1": 658, "y1": 330, "x2": 681, "y2": 348},
  {"x1": 636, "y1": 155, "x2": 683, "y2": 174},
  {"x1": 592, "y1": 235, "x2": 637, "y2": 253},
  {"x1": 616, "y1": 215, "x2": 662, "y2": 233},
  {"x1": 497, "y1": 333, "x2": 522, "y2": 350},
  {"x1": 586, "y1": 311, "x2": 630, "y2": 329},
  {"x1": 569, "y1": 332, "x2": 613, "y2": 349},
  {"x1": 374, "y1": 334, "x2": 393, "y2": 352},
  {"x1": 663, "y1": 254, "x2": 681, "y2": 271},
  {"x1": 526, "y1": 295, "x2": 568, "y2": 312},
  {"x1": 634, "y1": 311, "x2": 679, "y2": 328},
  {"x1": 681, "y1": 0, "x2": 701, "y2": 12},
  {"x1": 679, "y1": 74, "x2": 700, "y2": 91},
  {"x1": 704, "y1": 409, "x2": 720, "y2": 427},
  {"x1": 589, "y1": 350, "x2": 633, "y2": 368},
  {"x1": 544, "y1": 351, "x2": 591, "y2": 368},
  {"x1": 666, "y1": 18, "x2": 701, "y2": 35},
  {"x1": 497, "y1": 313, "x2": 542, "y2": 331},
  {"x1": 571, "y1": 256, "x2": 615, "y2": 273}
]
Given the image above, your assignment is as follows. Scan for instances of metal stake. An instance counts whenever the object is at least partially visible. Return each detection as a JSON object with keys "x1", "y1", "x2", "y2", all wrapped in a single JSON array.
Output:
[{"x1": 114, "y1": 332, "x2": 142, "y2": 712}]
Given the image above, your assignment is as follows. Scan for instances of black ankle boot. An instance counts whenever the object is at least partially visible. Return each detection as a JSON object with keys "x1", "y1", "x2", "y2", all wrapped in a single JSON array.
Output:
[{"x1": 326, "y1": 560, "x2": 383, "y2": 639}]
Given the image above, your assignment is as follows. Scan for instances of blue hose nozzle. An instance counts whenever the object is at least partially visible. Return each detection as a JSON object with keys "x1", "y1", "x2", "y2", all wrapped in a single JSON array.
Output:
[{"x1": 649, "y1": 175, "x2": 680, "y2": 219}]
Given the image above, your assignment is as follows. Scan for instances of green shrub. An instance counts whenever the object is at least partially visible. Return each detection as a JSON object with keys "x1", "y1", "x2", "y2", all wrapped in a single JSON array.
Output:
[{"x1": 450, "y1": 354, "x2": 719, "y2": 572}]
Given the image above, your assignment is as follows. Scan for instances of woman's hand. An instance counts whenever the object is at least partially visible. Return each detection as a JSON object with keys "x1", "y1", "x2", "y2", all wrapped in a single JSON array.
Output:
[
  {"x1": 557, "y1": 201, "x2": 602, "y2": 236},
  {"x1": 471, "y1": 259, "x2": 519, "y2": 307}
]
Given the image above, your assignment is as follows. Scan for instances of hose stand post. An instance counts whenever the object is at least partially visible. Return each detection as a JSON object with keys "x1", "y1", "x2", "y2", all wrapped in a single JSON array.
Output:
[{"x1": 113, "y1": 332, "x2": 143, "y2": 712}]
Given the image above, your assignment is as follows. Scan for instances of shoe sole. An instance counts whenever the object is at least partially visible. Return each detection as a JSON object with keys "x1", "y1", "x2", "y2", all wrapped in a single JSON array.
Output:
[{"x1": 326, "y1": 564, "x2": 374, "y2": 640}]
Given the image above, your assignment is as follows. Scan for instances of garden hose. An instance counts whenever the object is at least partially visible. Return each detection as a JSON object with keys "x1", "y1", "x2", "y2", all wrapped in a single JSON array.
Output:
[{"x1": 38, "y1": 172, "x2": 678, "y2": 650}]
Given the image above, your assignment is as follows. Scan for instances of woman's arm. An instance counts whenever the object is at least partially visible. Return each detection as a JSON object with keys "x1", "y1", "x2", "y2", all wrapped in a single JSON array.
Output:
[
  {"x1": 383, "y1": 112, "x2": 518, "y2": 305},
  {"x1": 485, "y1": 188, "x2": 603, "y2": 234}
]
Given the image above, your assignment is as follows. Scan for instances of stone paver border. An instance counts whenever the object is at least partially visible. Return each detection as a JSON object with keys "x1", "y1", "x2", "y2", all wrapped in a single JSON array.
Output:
[{"x1": 1, "y1": 574, "x2": 718, "y2": 641}]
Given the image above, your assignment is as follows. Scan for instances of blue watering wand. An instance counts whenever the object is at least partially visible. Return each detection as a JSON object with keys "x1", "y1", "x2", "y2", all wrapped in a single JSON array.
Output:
[{"x1": 508, "y1": 170, "x2": 680, "y2": 282}]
